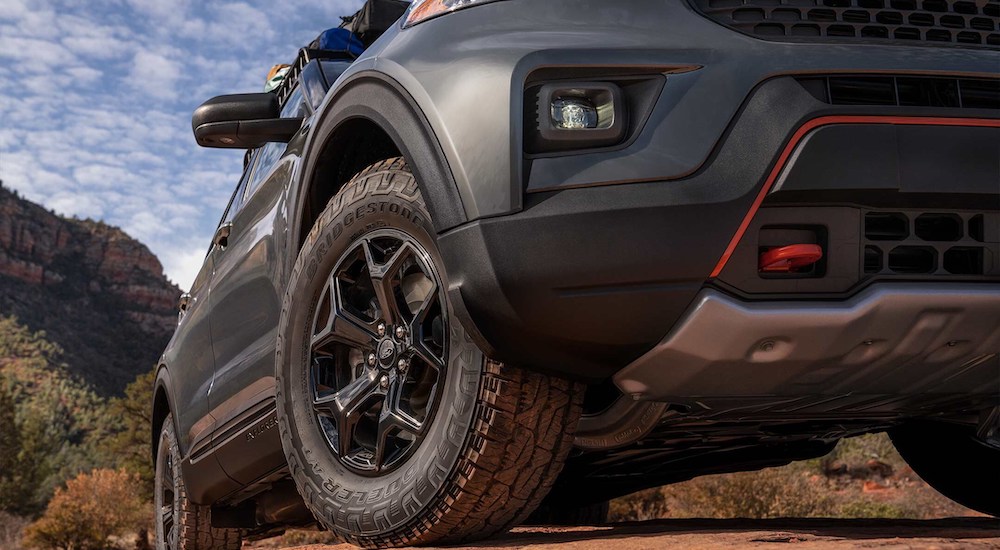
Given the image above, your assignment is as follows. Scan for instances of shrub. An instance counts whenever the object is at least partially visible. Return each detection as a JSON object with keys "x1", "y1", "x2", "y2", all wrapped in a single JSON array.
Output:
[
  {"x1": 609, "y1": 488, "x2": 670, "y2": 522},
  {"x1": 837, "y1": 499, "x2": 908, "y2": 519},
  {"x1": 22, "y1": 469, "x2": 147, "y2": 550},
  {"x1": 664, "y1": 466, "x2": 835, "y2": 519}
]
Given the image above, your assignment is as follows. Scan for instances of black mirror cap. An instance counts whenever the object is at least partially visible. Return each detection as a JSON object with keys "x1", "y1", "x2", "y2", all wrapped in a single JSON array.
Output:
[
  {"x1": 192, "y1": 93, "x2": 302, "y2": 149},
  {"x1": 193, "y1": 93, "x2": 279, "y2": 129},
  {"x1": 194, "y1": 118, "x2": 303, "y2": 149}
]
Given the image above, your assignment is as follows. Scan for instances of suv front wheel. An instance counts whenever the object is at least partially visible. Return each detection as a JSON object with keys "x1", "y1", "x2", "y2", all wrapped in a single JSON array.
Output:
[{"x1": 276, "y1": 158, "x2": 585, "y2": 547}]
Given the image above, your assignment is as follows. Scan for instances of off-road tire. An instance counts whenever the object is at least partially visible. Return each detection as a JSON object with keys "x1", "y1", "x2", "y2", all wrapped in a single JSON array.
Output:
[
  {"x1": 154, "y1": 414, "x2": 243, "y2": 550},
  {"x1": 276, "y1": 158, "x2": 585, "y2": 547},
  {"x1": 890, "y1": 420, "x2": 1000, "y2": 517}
]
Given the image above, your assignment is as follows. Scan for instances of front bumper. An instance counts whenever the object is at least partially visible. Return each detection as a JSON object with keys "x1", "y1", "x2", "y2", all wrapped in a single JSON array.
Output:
[
  {"x1": 614, "y1": 283, "x2": 1000, "y2": 404},
  {"x1": 438, "y1": 73, "x2": 999, "y2": 381}
]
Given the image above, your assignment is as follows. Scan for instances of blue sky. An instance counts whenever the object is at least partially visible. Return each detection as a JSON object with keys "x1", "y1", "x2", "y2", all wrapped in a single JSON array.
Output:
[{"x1": 0, "y1": 0, "x2": 365, "y2": 290}]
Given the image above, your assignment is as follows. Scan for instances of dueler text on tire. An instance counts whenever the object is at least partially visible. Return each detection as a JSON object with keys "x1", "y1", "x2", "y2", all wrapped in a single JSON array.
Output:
[
  {"x1": 154, "y1": 414, "x2": 243, "y2": 550},
  {"x1": 275, "y1": 158, "x2": 585, "y2": 547}
]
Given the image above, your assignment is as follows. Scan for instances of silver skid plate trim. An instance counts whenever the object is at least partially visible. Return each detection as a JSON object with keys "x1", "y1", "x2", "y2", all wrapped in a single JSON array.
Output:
[{"x1": 614, "y1": 283, "x2": 1000, "y2": 401}]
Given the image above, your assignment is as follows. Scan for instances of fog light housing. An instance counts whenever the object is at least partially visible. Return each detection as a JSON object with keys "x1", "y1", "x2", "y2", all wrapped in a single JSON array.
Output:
[
  {"x1": 529, "y1": 82, "x2": 626, "y2": 153},
  {"x1": 551, "y1": 98, "x2": 598, "y2": 130}
]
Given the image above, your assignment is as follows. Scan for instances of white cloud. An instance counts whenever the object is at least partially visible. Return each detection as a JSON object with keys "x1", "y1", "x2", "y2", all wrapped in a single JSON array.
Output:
[
  {"x1": 0, "y1": 36, "x2": 74, "y2": 68},
  {"x1": 73, "y1": 164, "x2": 133, "y2": 188},
  {"x1": 125, "y1": 0, "x2": 191, "y2": 29},
  {"x1": 0, "y1": 0, "x2": 30, "y2": 20},
  {"x1": 47, "y1": 191, "x2": 106, "y2": 220},
  {"x1": 129, "y1": 50, "x2": 182, "y2": 100},
  {"x1": 1, "y1": 0, "x2": 371, "y2": 287},
  {"x1": 160, "y1": 245, "x2": 208, "y2": 291},
  {"x1": 66, "y1": 66, "x2": 104, "y2": 84}
]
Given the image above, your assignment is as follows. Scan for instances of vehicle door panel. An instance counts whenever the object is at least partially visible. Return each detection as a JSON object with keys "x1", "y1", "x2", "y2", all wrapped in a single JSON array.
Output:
[
  {"x1": 206, "y1": 88, "x2": 308, "y2": 483},
  {"x1": 162, "y1": 256, "x2": 216, "y2": 458}
]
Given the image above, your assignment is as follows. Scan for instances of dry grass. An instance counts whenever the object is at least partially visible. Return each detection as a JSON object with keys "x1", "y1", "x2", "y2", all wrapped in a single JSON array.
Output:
[{"x1": 609, "y1": 433, "x2": 977, "y2": 522}]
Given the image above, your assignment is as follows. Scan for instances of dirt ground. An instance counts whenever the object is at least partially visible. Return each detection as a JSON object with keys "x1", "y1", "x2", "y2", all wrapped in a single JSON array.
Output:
[{"x1": 271, "y1": 518, "x2": 1000, "y2": 550}]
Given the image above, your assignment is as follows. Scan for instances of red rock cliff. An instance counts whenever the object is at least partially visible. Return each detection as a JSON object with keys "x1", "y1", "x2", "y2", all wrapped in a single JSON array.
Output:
[{"x1": 0, "y1": 182, "x2": 181, "y2": 394}]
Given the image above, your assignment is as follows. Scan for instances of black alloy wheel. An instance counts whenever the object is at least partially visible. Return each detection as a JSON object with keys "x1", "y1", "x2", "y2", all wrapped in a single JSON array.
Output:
[
  {"x1": 157, "y1": 450, "x2": 177, "y2": 548},
  {"x1": 309, "y1": 230, "x2": 446, "y2": 474}
]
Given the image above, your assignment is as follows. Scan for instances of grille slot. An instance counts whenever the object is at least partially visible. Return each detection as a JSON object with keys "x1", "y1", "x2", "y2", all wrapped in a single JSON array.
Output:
[
  {"x1": 863, "y1": 210, "x2": 995, "y2": 277},
  {"x1": 915, "y1": 213, "x2": 963, "y2": 241},
  {"x1": 970, "y1": 214, "x2": 985, "y2": 242},
  {"x1": 690, "y1": 0, "x2": 1000, "y2": 49},
  {"x1": 865, "y1": 212, "x2": 909, "y2": 240},
  {"x1": 798, "y1": 75, "x2": 1000, "y2": 108},
  {"x1": 944, "y1": 247, "x2": 985, "y2": 274},
  {"x1": 888, "y1": 246, "x2": 937, "y2": 273},
  {"x1": 864, "y1": 245, "x2": 884, "y2": 273}
]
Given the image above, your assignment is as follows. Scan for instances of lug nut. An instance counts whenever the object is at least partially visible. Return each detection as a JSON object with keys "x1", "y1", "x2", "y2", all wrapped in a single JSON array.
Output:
[
  {"x1": 367, "y1": 352, "x2": 377, "y2": 367},
  {"x1": 377, "y1": 323, "x2": 387, "y2": 337},
  {"x1": 379, "y1": 375, "x2": 389, "y2": 389},
  {"x1": 395, "y1": 325, "x2": 408, "y2": 340},
  {"x1": 397, "y1": 358, "x2": 409, "y2": 374}
]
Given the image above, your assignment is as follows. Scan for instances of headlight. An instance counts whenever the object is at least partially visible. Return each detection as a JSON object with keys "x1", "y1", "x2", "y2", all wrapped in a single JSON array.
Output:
[{"x1": 404, "y1": 0, "x2": 508, "y2": 28}]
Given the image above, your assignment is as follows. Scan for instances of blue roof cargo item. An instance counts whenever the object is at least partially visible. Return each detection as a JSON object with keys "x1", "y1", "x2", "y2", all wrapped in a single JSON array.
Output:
[{"x1": 309, "y1": 27, "x2": 365, "y2": 57}]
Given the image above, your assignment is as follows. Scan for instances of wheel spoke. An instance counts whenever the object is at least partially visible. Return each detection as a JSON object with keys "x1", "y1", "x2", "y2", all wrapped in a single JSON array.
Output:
[
  {"x1": 408, "y1": 277, "x2": 439, "y2": 327},
  {"x1": 312, "y1": 309, "x2": 376, "y2": 350},
  {"x1": 312, "y1": 284, "x2": 377, "y2": 351},
  {"x1": 373, "y1": 380, "x2": 423, "y2": 469},
  {"x1": 161, "y1": 504, "x2": 174, "y2": 530},
  {"x1": 363, "y1": 240, "x2": 416, "y2": 325},
  {"x1": 411, "y1": 340, "x2": 445, "y2": 371},
  {"x1": 314, "y1": 374, "x2": 383, "y2": 456}
]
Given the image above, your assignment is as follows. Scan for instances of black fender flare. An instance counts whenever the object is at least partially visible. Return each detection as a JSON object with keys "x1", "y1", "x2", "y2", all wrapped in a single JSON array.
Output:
[
  {"x1": 151, "y1": 364, "x2": 178, "y2": 459},
  {"x1": 289, "y1": 72, "x2": 467, "y2": 262},
  {"x1": 288, "y1": 71, "x2": 494, "y2": 357}
]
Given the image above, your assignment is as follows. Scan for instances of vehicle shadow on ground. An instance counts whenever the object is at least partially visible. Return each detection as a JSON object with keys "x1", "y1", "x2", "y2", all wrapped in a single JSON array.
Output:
[{"x1": 473, "y1": 517, "x2": 1000, "y2": 547}]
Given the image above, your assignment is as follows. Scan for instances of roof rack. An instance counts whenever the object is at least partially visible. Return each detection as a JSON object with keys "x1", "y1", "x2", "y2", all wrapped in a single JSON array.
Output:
[{"x1": 272, "y1": 47, "x2": 357, "y2": 107}]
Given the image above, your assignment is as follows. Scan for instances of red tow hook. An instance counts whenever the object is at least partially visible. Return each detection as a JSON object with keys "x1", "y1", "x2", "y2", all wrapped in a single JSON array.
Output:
[{"x1": 759, "y1": 244, "x2": 823, "y2": 273}]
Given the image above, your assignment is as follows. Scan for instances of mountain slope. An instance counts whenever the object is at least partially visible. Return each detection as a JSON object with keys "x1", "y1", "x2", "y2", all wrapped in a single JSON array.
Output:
[{"x1": 0, "y1": 183, "x2": 179, "y2": 395}]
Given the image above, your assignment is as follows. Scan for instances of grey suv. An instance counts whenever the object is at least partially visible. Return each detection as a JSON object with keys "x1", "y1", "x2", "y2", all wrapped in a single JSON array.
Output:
[{"x1": 152, "y1": 0, "x2": 1000, "y2": 547}]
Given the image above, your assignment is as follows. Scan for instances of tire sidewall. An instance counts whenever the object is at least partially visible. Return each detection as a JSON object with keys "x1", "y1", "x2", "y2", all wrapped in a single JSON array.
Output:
[
  {"x1": 154, "y1": 417, "x2": 179, "y2": 550},
  {"x1": 276, "y1": 168, "x2": 484, "y2": 537}
]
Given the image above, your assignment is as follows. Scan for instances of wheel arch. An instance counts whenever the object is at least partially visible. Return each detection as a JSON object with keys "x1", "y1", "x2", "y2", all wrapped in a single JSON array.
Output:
[
  {"x1": 290, "y1": 72, "x2": 468, "y2": 261},
  {"x1": 151, "y1": 364, "x2": 174, "y2": 462}
]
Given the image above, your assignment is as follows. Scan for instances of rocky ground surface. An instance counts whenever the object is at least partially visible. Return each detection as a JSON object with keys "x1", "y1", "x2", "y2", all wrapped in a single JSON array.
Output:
[{"x1": 256, "y1": 518, "x2": 1000, "y2": 550}]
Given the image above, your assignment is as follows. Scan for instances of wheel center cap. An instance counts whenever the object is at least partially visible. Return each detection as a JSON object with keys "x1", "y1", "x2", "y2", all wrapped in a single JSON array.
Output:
[{"x1": 377, "y1": 339, "x2": 397, "y2": 368}]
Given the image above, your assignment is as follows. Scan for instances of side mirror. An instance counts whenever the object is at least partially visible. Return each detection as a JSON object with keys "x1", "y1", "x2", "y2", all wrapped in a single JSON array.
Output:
[{"x1": 192, "y1": 93, "x2": 302, "y2": 149}]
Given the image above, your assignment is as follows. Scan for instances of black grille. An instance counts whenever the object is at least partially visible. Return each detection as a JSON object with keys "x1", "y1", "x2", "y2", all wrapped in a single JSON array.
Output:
[
  {"x1": 689, "y1": 0, "x2": 1000, "y2": 49},
  {"x1": 797, "y1": 75, "x2": 1000, "y2": 108},
  {"x1": 863, "y1": 211, "x2": 998, "y2": 276}
]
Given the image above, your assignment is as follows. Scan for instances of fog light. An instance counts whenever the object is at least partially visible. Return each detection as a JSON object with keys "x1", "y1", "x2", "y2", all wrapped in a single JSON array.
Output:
[
  {"x1": 528, "y1": 81, "x2": 626, "y2": 153},
  {"x1": 551, "y1": 97, "x2": 598, "y2": 130}
]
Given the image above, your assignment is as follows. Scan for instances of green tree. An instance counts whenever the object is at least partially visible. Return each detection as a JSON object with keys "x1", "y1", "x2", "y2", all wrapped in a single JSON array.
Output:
[
  {"x1": 0, "y1": 381, "x2": 28, "y2": 511},
  {"x1": 0, "y1": 316, "x2": 112, "y2": 514},
  {"x1": 102, "y1": 370, "x2": 155, "y2": 499}
]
